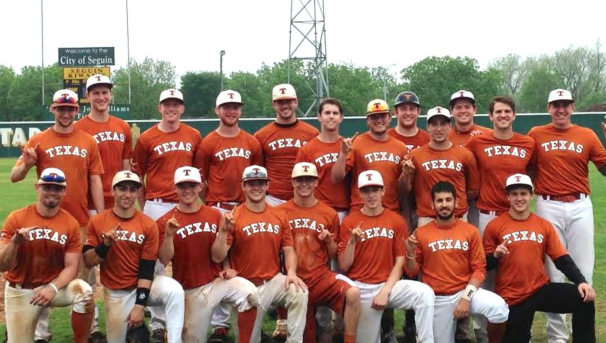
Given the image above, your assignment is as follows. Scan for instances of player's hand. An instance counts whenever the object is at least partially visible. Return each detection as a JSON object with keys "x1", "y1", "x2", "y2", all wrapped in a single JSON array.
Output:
[
  {"x1": 285, "y1": 272, "x2": 308, "y2": 292},
  {"x1": 318, "y1": 229, "x2": 334, "y2": 243},
  {"x1": 30, "y1": 284, "x2": 57, "y2": 307},
  {"x1": 340, "y1": 132, "x2": 358, "y2": 154},
  {"x1": 494, "y1": 239, "x2": 510, "y2": 258},
  {"x1": 453, "y1": 298, "x2": 471, "y2": 319},
  {"x1": 470, "y1": 129, "x2": 484, "y2": 138},
  {"x1": 405, "y1": 230, "x2": 419, "y2": 253},
  {"x1": 401, "y1": 156, "x2": 415, "y2": 177},
  {"x1": 219, "y1": 268, "x2": 238, "y2": 280},
  {"x1": 371, "y1": 289, "x2": 389, "y2": 310},
  {"x1": 101, "y1": 223, "x2": 122, "y2": 247},
  {"x1": 20, "y1": 143, "x2": 38, "y2": 168},
  {"x1": 165, "y1": 211, "x2": 180, "y2": 237},
  {"x1": 219, "y1": 207, "x2": 236, "y2": 233},
  {"x1": 12, "y1": 226, "x2": 37, "y2": 245},
  {"x1": 348, "y1": 221, "x2": 364, "y2": 245},
  {"x1": 578, "y1": 283, "x2": 596, "y2": 302},
  {"x1": 126, "y1": 305, "x2": 145, "y2": 330},
  {"x1": 601, "y1": 122, "x2": 606, "y2": 137}
]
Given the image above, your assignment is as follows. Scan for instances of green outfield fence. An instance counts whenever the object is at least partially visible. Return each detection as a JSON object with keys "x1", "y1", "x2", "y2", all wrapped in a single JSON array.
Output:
[{"x1": 0, "y1": 112, "x2": 604, "y2": 158}]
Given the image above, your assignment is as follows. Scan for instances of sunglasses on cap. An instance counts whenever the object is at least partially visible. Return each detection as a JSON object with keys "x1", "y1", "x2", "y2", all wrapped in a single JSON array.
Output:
[
  {"x1": 54, "y1": 96, "x2": 78, "y2": 104},
  {"x1": 40, "y1": 173, "x2": 66, "y2": 183}
]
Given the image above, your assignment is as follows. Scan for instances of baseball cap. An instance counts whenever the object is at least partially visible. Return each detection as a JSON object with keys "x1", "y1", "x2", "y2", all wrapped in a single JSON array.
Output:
[
  {"x1": 505, "y1": 173, "x2": 533, "y2": 191},
  {"x1": 291, "y1": 162, "x2": 318, "y2": 179},
  {"x1": 159, "y1": 89, "x2": 184, "y2": 103},
  {"x1": 548, "y1": 89, "x2": 574, "y2": 103},
  {"x1": 86, "y1": 74, "x2": 113, "y2": 91},
  {"x1": 111, "y1": 171, "x2": 142, "y2": 188},
  {"x1": 216, "y1": 90, "x2": 243, "y2": 107},
  {"x1": 450, "y1": 90, "x2": 476, "y2": 105},
  {"x1": 51, "y1": 89, "x2": 79, "y2": 108},
  {"x1": 242, "y1": 165, "x2": 269, "y2": 182},
  {"x1": 37, "y1": 168, "x2": 67, "y2": 187},
  {"x1": 366, "y1": 99, "x2": 390, "y2": 115},
  {"x1": 358, "y1": 170, "x2": 384, "y2": 189},
  {"x1": 272, "y1": 84, "x2": 297, "y2": 101},
  {"x1": 427, "y1": 106, "x2": 451, "y2": 122},
  {"x1": 174, "y1": 166, "x2": 202, "y2": 184},
  {"x1": 394, "y1": 91, "x2": 420, "y2": 107}
]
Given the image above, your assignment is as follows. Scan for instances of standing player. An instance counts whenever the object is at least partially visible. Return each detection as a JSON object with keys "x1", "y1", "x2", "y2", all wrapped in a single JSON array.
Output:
[
  {"x1": 83, "y1": 171, "x2": 185, "y2": 343},
  {"x1": 254, "y1": 84, "x2": 319, "y2": 206},
  {"x1": 387, "y1": 91, "x2": 430, "y2": 150},
  {"x1": 278, "y1": 162, "x2": 361, "y2": 343},
  {"x1": 483, "y1": 174, "x2": 596, "y2": 343},
  {"x1": 449, "y1": 90, "x2": 491, "y2": 146},
  {"x1": 338, "y1": 170, "x2": 435, "y2": 343},
  {"x1": 211, "y1": 165, "x2": 309, "y2": 343},
  {"x1": 0, "y1": 168, "x2": 95, "y2": 343},
  {"x1": 405, "y1": 181, "x2": 509, "y2": 343},
  {"x1": 157, "y1": 167, "x2": 258, "y2": 343},
  {"x1": 527, "y1": 88, "x2": 606, "y2": 343}
]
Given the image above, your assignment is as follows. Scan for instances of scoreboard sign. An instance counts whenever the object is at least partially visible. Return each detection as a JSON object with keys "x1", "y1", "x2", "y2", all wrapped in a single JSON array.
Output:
[{"x1": 63, "y1": 67, "x2": 111, "y2": 104}]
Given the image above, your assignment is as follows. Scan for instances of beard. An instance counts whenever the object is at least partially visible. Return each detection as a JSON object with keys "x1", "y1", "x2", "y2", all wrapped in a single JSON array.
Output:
[{"x1": 436, "y1": 208, "x2": 455, "y2": 221}]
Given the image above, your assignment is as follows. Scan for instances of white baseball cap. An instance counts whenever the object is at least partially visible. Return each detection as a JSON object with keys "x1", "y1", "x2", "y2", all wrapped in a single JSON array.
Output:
[
  {"x1": 366, "y1": 99, "x2": 390, "y2": 115},
  {"x1": 86, "y1": 74, "x2": 113, "y2": 91},
  {"x1": 51, "y1": 89, "x2": 79, "y2": 108},
  {"x1": 242, "y1": 165, "x2": 270, "y2": 182},
  {"x1": 159, "y1": 89, "x2": 184, "y2": 103},
  {"x1": 111, "y1": 170, "x2": 142, "y2": 188},
  {"x1": 272, "y1": 84, "x2": 297, "y2": 101},
  {"x1": 292, "y1": 162, "x2": 318, "y2": 179},
  {"x1": 548, "y1": 89, "x2": 574, "y2": 103},
  {"x1": 358, "y1": 170, "x2": 384, "y2": 189},
  {"x1": 38, "y1": 168, "x2": 67, "y2": 187},
  {"x1": 427, "y1": 106, "x2": 451, "y2": 122},
  {"x1": 505, "y1": 173, "x2": 533, "y2": 191},
  {"x1": 216, "y1": 90, "x2": 243, "y2": 107},
  {"x1": 450, "y1": 90, "x2": 476, "y2": 105},
  {"x1": 174, "y1": 166, "x2": 202, "y2": 184}
]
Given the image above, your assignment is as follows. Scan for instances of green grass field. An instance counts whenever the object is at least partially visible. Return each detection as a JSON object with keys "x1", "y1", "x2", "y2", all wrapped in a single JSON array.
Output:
[{"x1": 0, "y1": 157, "x2": 603, "y2": 342}]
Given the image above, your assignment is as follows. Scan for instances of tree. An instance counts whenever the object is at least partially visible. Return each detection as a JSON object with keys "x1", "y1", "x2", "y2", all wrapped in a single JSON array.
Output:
[
  {"x1": 518, "y1": 67, "x2": 562, "y2": 112},
  {"x1": 0, "y1": 65, "x2": 16, "y2": 121},
  {"x1": 6, "y1": 64, "x2": 62, "y2": 121},
  {"x1": 179, "y1": 71, "x2": 221, "y2": 118},
  {"x1": 489, "y1": 54, "x2": 528, "y2": 96},
  {"x1": 328, "y1": 63, "x2": 382, "y2": 115},
  {"x1": 227, "y1": 71, "x2": 266, "y2": 117}
]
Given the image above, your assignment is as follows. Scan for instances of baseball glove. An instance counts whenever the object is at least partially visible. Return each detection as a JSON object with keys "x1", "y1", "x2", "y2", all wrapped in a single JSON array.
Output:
[{"x1": 125, "y1": 325, "x2": 151, "y2": 343}]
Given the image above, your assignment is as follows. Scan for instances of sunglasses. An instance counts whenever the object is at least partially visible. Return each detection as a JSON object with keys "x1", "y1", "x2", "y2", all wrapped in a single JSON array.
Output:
[
  {"x1": 40, "y1": 173, "x2": 66, "y2": 183},
  {"x1": 54, "y1": 95, "x2": 78, "y2": 104}
]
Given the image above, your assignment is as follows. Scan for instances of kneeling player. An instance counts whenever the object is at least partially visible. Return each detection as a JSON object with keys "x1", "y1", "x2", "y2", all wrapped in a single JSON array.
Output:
[
  {"x1": 339, "y1": 170, "x2": 435, "y2": 343},
  {"x1": 83, "y1": 171, "x2": 185, "y2": 342},
  {"x1": 405, "y1": 181, "x2": 508, "y2": 343},
  {"x1": 157, "y1": 167, "x2": 258, "y2": 343},
  {"x1": 483, "y1": 174, "x2": 596, "y2": 343}
]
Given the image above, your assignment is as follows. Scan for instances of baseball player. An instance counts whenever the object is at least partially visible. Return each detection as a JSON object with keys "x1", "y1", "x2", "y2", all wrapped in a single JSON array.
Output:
[
  {"x1": 0, "y1": 168, "x2": 95, "y2": 343},
  {"x1": 449, "y1": 90, "x2": 491, "y2": 146},
  {"x1": 338, "y1": 170, "x2": 435, "y2": 343},
  {"x1": 331, "y1": 99, "x2": 409, "y2": 213},
  {"x1": 156, "y1": 166, "x2": 258, "y2": 343},
  {"x1": 527, "y1": 88, "x2": 606, "y2": 343},
  {"x1": 83, "y1": 171, "x2": 185, "y2": 343},
  {"x1": 211, "y1": 165, "x2": 309, "y2": 343},
  {"x1": 9, "y1": 89, "x2": 104, "y2": 343},
  {"x1": 483, "y1": 174, "x2": 596, "y2": 343},
  {"x1": 278, "y1": 162, "x2": 361, "y2": 343},
  {"x1": 405, "y1": 181, "x2": 509, "y2": 343},
  {"x1": 402, "y1": 107, "x2": 480, "y2": 226},
  {"x1": 254, "y1": 84, "x2": 319, "y2": 206}
]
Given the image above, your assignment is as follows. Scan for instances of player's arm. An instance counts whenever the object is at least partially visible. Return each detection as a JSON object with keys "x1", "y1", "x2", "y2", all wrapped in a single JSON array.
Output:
[
  {"x1": 131, "y1": 139, "x2": 148, "y2": 211},
  {"x1": 404, "y1": 231, "x2": 420, "y2": 277},
  {"x1": 371, "y1": 256, "x2": 405, "y2": 309},
  {"x1": 30, "y1": 252, "x2": 80, "y2": 307},
  {"x1": 89, "y1": 174, "x2": 104, "y2": 213},
  {"x1": 283, "y1": 245, "x2": 307, "y2": 291},
  {"x1": 211, "y1": 211, "x2": 234, "y2": 263},
  {"x1": 454, "y1": 234, "x2": 485, "y2": 319},
  {"x1": 0, "y1": 224, "x2": 35, "y2": 272},
  {"x1": 331, "y1": 134, "x2": 356, "y2": 183},
  {"x1": 83, "y1": 225, "x2": 120, "y2": 268},
  {"x1": 158, "y1": 214, "x2": 179, "y2": 266},
  {"x1": 10, "y1": 143, "x2": 39, "y2": 183},
  {"x1": 122, "y1": 159, "x2": 131, "y2": 171},
  {"x1": 126, "y1": 261, "x2": 154, "y2": 330},
  {"x1": 338, "y1": 221, "x2": 363, "y2": 272}
]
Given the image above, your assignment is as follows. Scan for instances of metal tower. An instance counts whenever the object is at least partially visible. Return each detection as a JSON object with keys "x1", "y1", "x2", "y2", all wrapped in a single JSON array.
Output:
[{"x1": 288, "y1": 0, "x2": 329, "y2": 116}]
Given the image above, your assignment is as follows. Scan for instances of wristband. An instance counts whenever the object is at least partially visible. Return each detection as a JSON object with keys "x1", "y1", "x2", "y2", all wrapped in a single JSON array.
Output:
[
  {"x1": 405, "y1": 251, "x2": 416, "y2": 260},
  {"x1": 95, "y1": 242, "x2": 111, "y2": 258},
  {"x1": 48, "y1": 282, "x2": 59, "y2": 293},
  {"x1": 461, "y1": 284, "x2": 478, "y2": 301},
  {"x1": 135, "y1": 288, "x2": 150, "y2": 306}
]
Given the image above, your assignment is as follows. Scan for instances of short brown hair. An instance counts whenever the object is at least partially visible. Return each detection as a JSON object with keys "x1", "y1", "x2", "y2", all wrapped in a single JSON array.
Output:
[
  {"x1": 318, "y1": 98, "x2": 343, "y2": 115},
  {"x1": 489, "y1": 96, "x2": 516, "y2": 114}
]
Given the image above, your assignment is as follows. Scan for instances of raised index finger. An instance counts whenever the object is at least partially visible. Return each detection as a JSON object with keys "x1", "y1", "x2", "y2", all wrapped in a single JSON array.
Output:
[{"x1": 350, "y1": 132, "x2": 359, "y2": 140}]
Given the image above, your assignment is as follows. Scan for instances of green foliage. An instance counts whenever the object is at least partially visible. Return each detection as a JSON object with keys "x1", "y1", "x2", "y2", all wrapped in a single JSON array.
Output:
[
  {"x1": 518, "y1": 67, "x2": 562, "y2": 112},
  {"x1": 180, "y1": 71, "x2": 221, "y2": 118},
  {"x1": 577, "y1": 91, "x2": 606, "y2": 111}
]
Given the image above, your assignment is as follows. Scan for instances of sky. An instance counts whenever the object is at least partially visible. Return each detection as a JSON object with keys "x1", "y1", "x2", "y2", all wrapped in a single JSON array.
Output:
[{"x1": 1, "y1": 0, "x2": 605, "y2": 81}]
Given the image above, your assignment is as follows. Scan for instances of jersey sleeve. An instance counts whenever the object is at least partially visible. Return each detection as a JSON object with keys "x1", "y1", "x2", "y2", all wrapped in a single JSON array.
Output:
[
  {"x1": 193, "y1": 140, "x2": 210, "y2": 180},
  {"x1": 393, "y1": 216, "x2": 408, "y2": 257},
  {"x1": 131, "y1": 137, "x2": 149, "y2": 177},
  {"x1": 465, "y1": 150, "x2": 481, "y2": 190},
  {"x1": 544, "y1": 221, "x2": 567, "y2": 261},
  {"x1": 122, "y1": 122, "x2": 133, "y2": 160},
  {"x1": 328, "y1": 213, "x2": 340, "y2": 235},
  {"x1": 344, "y1": 151, "x2": 355, "y2": 173},
  {"x1": 250, "y1": 136, "x2": 264, "y2": 166},
  {"x1": 337, "y1": 218, "x2": 353, "y2": 255},
  {"x1": 156, "y1": 218, "x2": 167, "y2": 246},
  {"x1": 589, "y1": 131, "x2": 606, "y2": 169},
  {"x1": 0, "y1": 211, "x2": 20, "y2": 244},
  {"x1": 65, "y1": 219, "x2": 82, "y2": 253},
  {"x1": 526, "y1": 128, "x2": 539, "y2": 168},
  {"x1": 87, "y1": 140, "x2": 105, "y2": 176},
  {"x1": 295, "y1": 146, "x2": 308, "y2": 163},
  {"x1": 280, "y1": 214, "x2": 294, "y2": 248},
  {"x1": 85, "y1": 217, "x2": 101, "y2": 247},
  {"x1": 141, "y1": 220, "x2": 159, "y2": 260},
  {"x1": 482, "y1": 221, "x2": 498, "y2": 255},
  {"x1": 468, "y1": 229, "x2": 487, "y2": 283}
]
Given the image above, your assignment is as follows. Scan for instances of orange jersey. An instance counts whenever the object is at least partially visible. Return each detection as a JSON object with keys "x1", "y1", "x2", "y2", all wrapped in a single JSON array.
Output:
[
  {"x1": 277, "y1": 199, "x2": 340, "y2": 282},
  {"x1": 528, "y1": 124, "x2": 606, "y2": 196},
  {"x1": 387, "y1": 127, "x2": 431, "y2": 151},
  {"x1": 345, "y1": 133, "x2": 409, "y2": 211},
  {"x1": 254, "y1": 120, "x2": 319, "y2": 201},
  {"x1": 132, "y1": 124, "x2": 202, "y2": 202},
  {"x1": 74, "y1": 115, "x2": 133, "y2": 209},
  {"x1": 410, "y1": 220, "x2": 486, "y2": 295},
  {"x1": 338, "y1": 209, "x2": 408, "y2": 284},
  {"x1": 465, "y1": 133, "x2": 535, "y2": 212},
  {"x1": 85, "y1": 209, "x2": 158, "y2": 290},
  {"x1": 408, "y1": 144, "x2": 479, "y2": 217},
  {"x1": 483, "y1": 213, "x2": 567, "y2": 305},
  {"x1": 194, "y1": 130, "x2": 263, "y2": 206},
  {"x1": 227, "y1": 204, "x2": 294, "y2": 281},
  {"x1": 295, "y1": 137, "x2": 350, "y2": 210},
  {"x1": 15, "y1": 128, "x2": 104, "y2": 226},
  {"x1": 1, "y1": 205, "x2": 81, "y2": 285},
  {"x1": 450, "y1": 124, "x2": 492, "y2": 146},
  {"x1": 157, "y1": 206, "x2": 223, "y2": 289}
]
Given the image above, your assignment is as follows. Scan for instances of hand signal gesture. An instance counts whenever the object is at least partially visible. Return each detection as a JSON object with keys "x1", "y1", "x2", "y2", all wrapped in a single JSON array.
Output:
[
  {"x1": 219, "y1": 207, "x2": 236, "y2": 233},
  {"x1": 349, "y1": 221, "x2": 364, "y2": 244},
  {"x1": 318, "y1": 229, "x2": 334, "y2": 243},
  {"x1": 13, "y1": 226, "x2": 37, "y2": 245},
  {"x1": 101, "y1": 223, "x2": 122, "y2": 247},
  {"x1": 401, "y1": 155, "x2": 415, "y2": 177},
  {"x1": 340, "y1": 132, "x2": 358, "y2": 154},
  {"x1": 165, "y1": 211, "x2": 180, "y2": 237},
  {"x1": 406, "y1": 230, "x2": 419, "y2": 253},
  {"x1": 494, "y1": 238, "x2": 510, "y2": 258},
  {"x1": 20, "y1": 143, "x2": 39, "y2": 168}
]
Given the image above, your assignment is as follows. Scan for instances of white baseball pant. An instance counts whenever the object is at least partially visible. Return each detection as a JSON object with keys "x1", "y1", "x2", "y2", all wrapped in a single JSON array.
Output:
[
  {"x1": 104, "y1": 275, "x2": 184, "y2": 343},
  {"x1": 355, "y1": 279, "x2": 435, "y2": 343},
  {"x1": 433, "y1": 289, "x2": 508, "y2": 343},
  {"x1": 249, "y1": 273, "x2": 309, "y2": 343},
  {"x1": 6, "y1": 279, "x2": 94, "y2": 343},
  {"x1": 537, "y1": 195, "x2": 594, "y2": 343}
]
